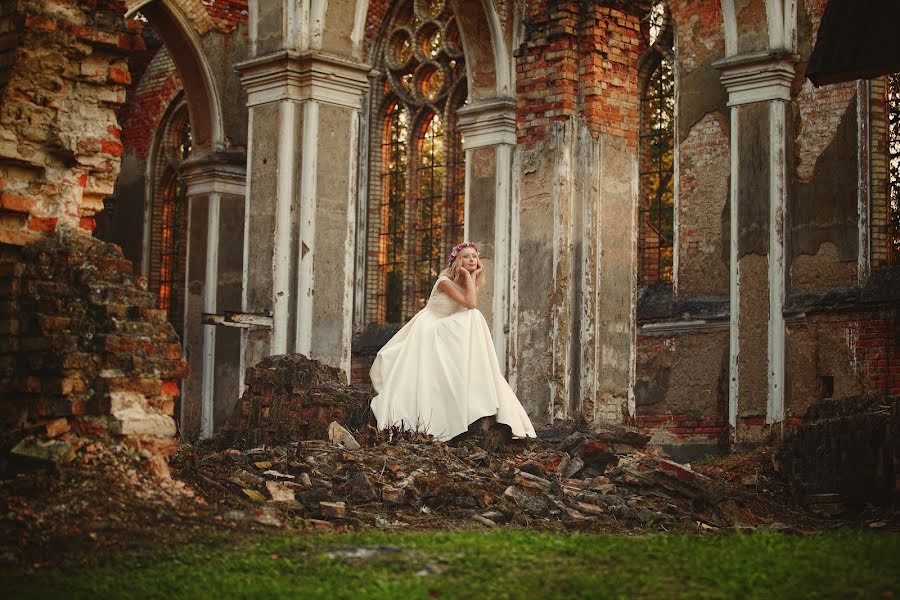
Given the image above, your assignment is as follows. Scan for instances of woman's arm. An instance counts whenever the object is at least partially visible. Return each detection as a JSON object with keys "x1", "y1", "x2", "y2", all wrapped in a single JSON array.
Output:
[{"x1": 438, "y1": 272, "x2": 477, "y2": 309}]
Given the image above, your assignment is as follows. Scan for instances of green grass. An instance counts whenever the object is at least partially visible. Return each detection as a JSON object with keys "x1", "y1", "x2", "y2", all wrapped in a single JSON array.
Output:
[{"x1": 3, "y1": 529, "x2": 898, "y2": 599}]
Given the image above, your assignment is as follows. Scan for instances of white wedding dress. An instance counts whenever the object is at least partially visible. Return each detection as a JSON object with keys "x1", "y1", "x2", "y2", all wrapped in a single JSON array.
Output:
[{"x1": 370, "y1": 275, "x2": 537, "y2": 441}]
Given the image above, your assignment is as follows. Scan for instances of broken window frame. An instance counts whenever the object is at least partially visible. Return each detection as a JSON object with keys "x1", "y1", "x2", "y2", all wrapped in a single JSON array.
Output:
[
  {"x1": 638, "y1": 3, "x2": 676, "y2": 287},
  {"x1": 149, "y1": 98, "x2": 191, "y2": 337}
]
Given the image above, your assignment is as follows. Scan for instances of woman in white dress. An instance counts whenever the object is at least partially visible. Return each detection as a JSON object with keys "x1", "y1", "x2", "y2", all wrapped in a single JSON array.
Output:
[{"x1": 370, "y1": 242, "x2": 536, "y2": 441}]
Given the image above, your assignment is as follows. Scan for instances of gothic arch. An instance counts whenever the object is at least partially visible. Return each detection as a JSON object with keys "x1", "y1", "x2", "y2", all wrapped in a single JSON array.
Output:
[{"x1": 127, "y1": 0, "x2": 224, "y2": 154}]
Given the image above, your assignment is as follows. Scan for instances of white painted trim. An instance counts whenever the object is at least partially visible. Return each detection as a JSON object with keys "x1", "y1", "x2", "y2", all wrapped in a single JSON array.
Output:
[
  {"x1": 180, "y1": 158, "x2": 246, "y2": 197},
  {"x1": 350, "y1": 0, "x2": 369, "y2": 60},
  {"x1": 124, "y1": 0, "x2": 154, "y2": 19},
  {"x1": 491, "y1": 143, "x2": 513, "y2": 373},
  {"x1": 507, "y1": 152, "x2": 521, "y2": 392},
  {"x1": 295, "y1": 100, "x2": 319, "y2": 356},
  {"x1": 340, "y1": 110, "x2": 359, "y2": 380},
  {"x1": 140, "y1": 164, "x2": 153, "y2": 279},
  {"x1": 239, "y1": 108, "x2": 254, "y2": 398},
  {"x1": 292, "y1": 0, "x2": 306, "y2": 51},
  {"x1": 481, "y1": 0, "x2": 511, "y2": 96},
  {"x1": 180, "y1": 198, "x2": 193, "y2": 437},
  {"x1": 857, "y1": 79, "x2": 872, "y2": 286},
  {"x1": 160, "y1": 0, "x2": 226, "y2": 151},
  {"x1": 309, "y1": 0, "x2": 327, "y2": 50},
  {"x1": 728, "y1": 107, "x2": 740, "y2": 430},
  {"x1": 628, "y1": 140, "x2": 639, "y2": 419},
  {"x1": 716, "y1": 54, "x2": 795, "y2": 106},
  {"x1": 200, "y1": 192, "x2": 221, "y2": 439},
  {"x1": 237, "y1": 51, "x2": 372, "y2": 109},
  {"x1": 463, "y1": 150, "x2": 472, "y2": 241},
  {"x1": 721, "y1": 0, "x2": 738, "y2": 57},
  {"x1": 784, "y1": 0, "x2": 798, "y2": 53},
  {"x1": 457, "y1": 98, "x2": 517, "y2": 148},
  {"x1": 248, "y1": 0, "x2": 258, "y2": 56},
  {"x1": 641, "y1": 319, "x2": 730, "y2": 334},
  {"x1": 765, "y1": 0, "x2": 785, "y2": 51},
  {"x1": 767, "y1": 101, "x2": 786, "y2": 425},
  {"x1": 272, "y1": 101, "x2": 297, "y2": 355},
  {"x1": 353, "y1": 91, "x2": 371, "y2": 332}
]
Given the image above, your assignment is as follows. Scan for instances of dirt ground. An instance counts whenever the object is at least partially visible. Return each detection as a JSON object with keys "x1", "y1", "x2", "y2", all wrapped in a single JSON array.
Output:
[{"x1": 1, "y1": 422, "x2": 895, "y2": 569}]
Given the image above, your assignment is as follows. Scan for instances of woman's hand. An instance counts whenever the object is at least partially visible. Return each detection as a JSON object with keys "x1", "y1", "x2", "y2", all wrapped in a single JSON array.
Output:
[
  {"x1": 473, "y1": 259, "x2": 483, "y2": 279},
  {"x1": 458, "y1": 265, "x2": 474, "y2": 286}
]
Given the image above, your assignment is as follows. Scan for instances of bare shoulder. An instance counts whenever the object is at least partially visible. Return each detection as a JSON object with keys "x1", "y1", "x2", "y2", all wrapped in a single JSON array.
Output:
[{"x1": 436, "y1": 277, "x2": 456, "y2": 293}]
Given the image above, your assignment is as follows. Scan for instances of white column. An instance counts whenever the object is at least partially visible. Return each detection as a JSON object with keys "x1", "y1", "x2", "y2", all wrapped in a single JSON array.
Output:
[
  {"x1": 457, "y1": 98, "x2": 517, "y2": 373},
  {"x1": 180, "y1": 156, "x2": 247, "y2": 439},
  {"x1": 716, "y1": 53, "x2": 795, "y2": 433}
]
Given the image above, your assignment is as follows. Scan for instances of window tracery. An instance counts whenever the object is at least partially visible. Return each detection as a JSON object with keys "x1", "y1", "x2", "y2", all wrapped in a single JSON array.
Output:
[{"x1": 366, "y1": 0, "x2": 467, "y2": 325}]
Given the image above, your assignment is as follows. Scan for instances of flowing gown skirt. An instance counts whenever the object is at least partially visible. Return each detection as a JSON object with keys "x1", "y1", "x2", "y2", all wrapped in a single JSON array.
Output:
[{"x1": 370, "y1": 305, "x2": 536, "y2": 441}]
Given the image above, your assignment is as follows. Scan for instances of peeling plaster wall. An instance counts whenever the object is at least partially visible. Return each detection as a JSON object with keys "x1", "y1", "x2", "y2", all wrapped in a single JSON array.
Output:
[
  {"x1": 677, "y1": 112, "x2": 730, "y2": 295},
  {"x1": 733, "y1": 0, "x2": 769, "y2": 55},
  {"x1": 513, "y1": 118, "x2": 636, "y2": 426},
  {"x1": 788, "y1": 0, "x2": 860, "y2": 291}
]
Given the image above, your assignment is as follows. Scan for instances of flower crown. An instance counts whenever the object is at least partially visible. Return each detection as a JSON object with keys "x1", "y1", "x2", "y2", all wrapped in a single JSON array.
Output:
[{"x1": 447, "y1": 241, "x2": 478, "y2": 265}]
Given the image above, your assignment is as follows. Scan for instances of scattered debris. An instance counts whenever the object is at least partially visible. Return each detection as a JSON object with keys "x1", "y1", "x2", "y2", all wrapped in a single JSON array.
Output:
[{"x1": 2, "y1": 418, "x2": 894, "y2": 568}]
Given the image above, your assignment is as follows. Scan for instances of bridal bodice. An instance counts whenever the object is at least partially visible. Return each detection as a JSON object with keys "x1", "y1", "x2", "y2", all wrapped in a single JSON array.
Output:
[{"x1": 425, "y1": 276, "x2": 466, "y2": 317}]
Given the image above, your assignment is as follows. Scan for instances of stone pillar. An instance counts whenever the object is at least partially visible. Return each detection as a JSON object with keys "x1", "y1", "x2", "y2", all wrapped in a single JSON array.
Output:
[
  {"x1": 179, "y1": 155, "x2": 246, "y2": 439},
  {"x1": 236, "y1": 51, "x2": 369, "y2": 381},
  {"x1": 716, "y1": 54, "x2": 795, "y2": 442},
  {"x1": 457, "y1": 98, "x2": 517, "y2": 375}
]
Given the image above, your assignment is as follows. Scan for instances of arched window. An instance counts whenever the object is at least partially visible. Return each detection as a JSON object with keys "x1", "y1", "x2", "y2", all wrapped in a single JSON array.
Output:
[
  {"x1": 638, "y1": 3, "x2": 675, "y2": 286},
  {"x1": 365, "y1": 0, "x2": 467, "y2": 325},
  {"x1": 149, "y1": 99, "x2": 191, "y2": 336},
  {"x1": 889, "y1": 72, "x2": 900, "y2": 264}
]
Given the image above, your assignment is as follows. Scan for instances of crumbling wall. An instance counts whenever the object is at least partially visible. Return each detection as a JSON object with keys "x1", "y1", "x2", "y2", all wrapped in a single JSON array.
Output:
[
  {"x1": 238, "y1": 354, "x2": 371, "y2": 446},
  {"x1": 0, "y1": 231, "x2": 187, "y2": 454},
  {"x1": 95, "y1": 45, "x2": 182, "y2": 268},
  {"x1": 670, "y1": 0, "x2": 730, "y2": 296},
  {"x1": 777, "y1": 396, "x2": 898, "y2": 508},
  {"x1": 789, "y1": 0, "x2": 860, "y2": 290},
  {"x1": 0, "y1": 0, "x2": 142, "y2": 244},
  {"x1": 634, "y1": 328, "x2": 729, "y2": 448}
]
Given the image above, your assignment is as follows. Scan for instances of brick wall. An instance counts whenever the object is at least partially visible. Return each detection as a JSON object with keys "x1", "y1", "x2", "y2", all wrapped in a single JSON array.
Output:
[
  {"x1": 0, "y1": 232, "x2": 187, "y2": 454},
  {"x1": 238, "y1": 354, "x2": 372, "y2": 446},
  {"x1": 870, "y1": 76, "x2": 892, "y2": 268},
  {"x1": 120, "y1": 47, "x2": 182, "y2": 160},
  {"x1": 0, "y1": 0, "x2": 142, "y2": 243},
  {"x1": 516, "y1": 1, "x2": 644, "y2": 147}
]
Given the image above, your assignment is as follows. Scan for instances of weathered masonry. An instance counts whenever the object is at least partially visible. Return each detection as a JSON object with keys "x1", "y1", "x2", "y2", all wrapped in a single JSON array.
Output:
[{"x1": 1, "y1": 0, "x2": 897, "y2": 452}]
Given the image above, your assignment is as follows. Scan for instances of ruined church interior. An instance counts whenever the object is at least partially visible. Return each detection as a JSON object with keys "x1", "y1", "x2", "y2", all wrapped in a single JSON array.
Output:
[{"x1": 0, "y1": 0, "x2": 898, "y2": 490}]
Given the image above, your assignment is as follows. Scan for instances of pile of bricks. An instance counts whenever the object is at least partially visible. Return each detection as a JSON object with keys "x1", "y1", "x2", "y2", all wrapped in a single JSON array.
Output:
[
  {"x1": 238, "y1": 354, "x2": 372, "y2": 446},
  {"x1": 0, "y1": 231, "x2": 186, "y2": 455},
  {"x1": 777, "y1": 395, "x2": 898, "y2": 508}
]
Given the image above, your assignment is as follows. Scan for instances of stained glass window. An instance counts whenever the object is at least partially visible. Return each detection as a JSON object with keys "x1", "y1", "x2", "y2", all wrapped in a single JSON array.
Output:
[
  {"x1": 150, "y1": 101, "x2": 191, "y2": 334},
  {"x1": 639, "y1": 3, "x2": 675, "y2": 286},
  {"x1": 367, "y1": 0, "x2": 467, "y2": 324}
]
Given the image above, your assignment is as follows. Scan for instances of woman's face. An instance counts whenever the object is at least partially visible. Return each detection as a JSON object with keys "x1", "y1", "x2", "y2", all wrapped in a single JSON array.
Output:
[{"x1": 458, "y1": 248, "x2": 478, "y2": 272}]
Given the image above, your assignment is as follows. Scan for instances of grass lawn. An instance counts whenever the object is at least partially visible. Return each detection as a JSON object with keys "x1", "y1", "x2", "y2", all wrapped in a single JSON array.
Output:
[{"x1": 3, "y1": 529, "x2": 898, "y2": 599}]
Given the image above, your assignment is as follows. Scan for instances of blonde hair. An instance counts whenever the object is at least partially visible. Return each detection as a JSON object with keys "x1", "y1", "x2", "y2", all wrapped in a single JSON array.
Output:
[{"x1": 440, "y1": 246, "x2": 485, "y2": 289}]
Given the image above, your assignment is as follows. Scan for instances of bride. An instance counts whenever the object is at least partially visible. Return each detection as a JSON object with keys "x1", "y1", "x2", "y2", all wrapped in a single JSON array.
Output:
[{"x1": 369, "y1": 241, "x2": 536, "y2": 441}]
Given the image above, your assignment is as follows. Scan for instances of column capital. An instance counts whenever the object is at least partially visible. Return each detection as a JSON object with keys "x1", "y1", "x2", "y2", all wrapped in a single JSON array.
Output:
[
  {"x1": 180, "y1": 152, "x2": 247, "y2": 197},
  {"x1": 235, "y1": 50, "x2": 372, "y2": 109},
  {"x1": 714, "y1": 51, "x2": 798, "y2": 106},
  {"x1": 457, "y1": 97, "x2": 517, "y2": 149}
]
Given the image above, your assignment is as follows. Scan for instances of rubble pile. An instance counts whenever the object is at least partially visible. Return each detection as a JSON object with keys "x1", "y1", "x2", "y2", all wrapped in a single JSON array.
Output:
[
  {"x1": 1, "y1": 433, "x2": 207, "y2": 565},
  {"x1": 238, "y1": 355, "x2": 371, "y2": 446},
  {"x1": 175, "y1": 421, "x2": 806, "y2": 533}
]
